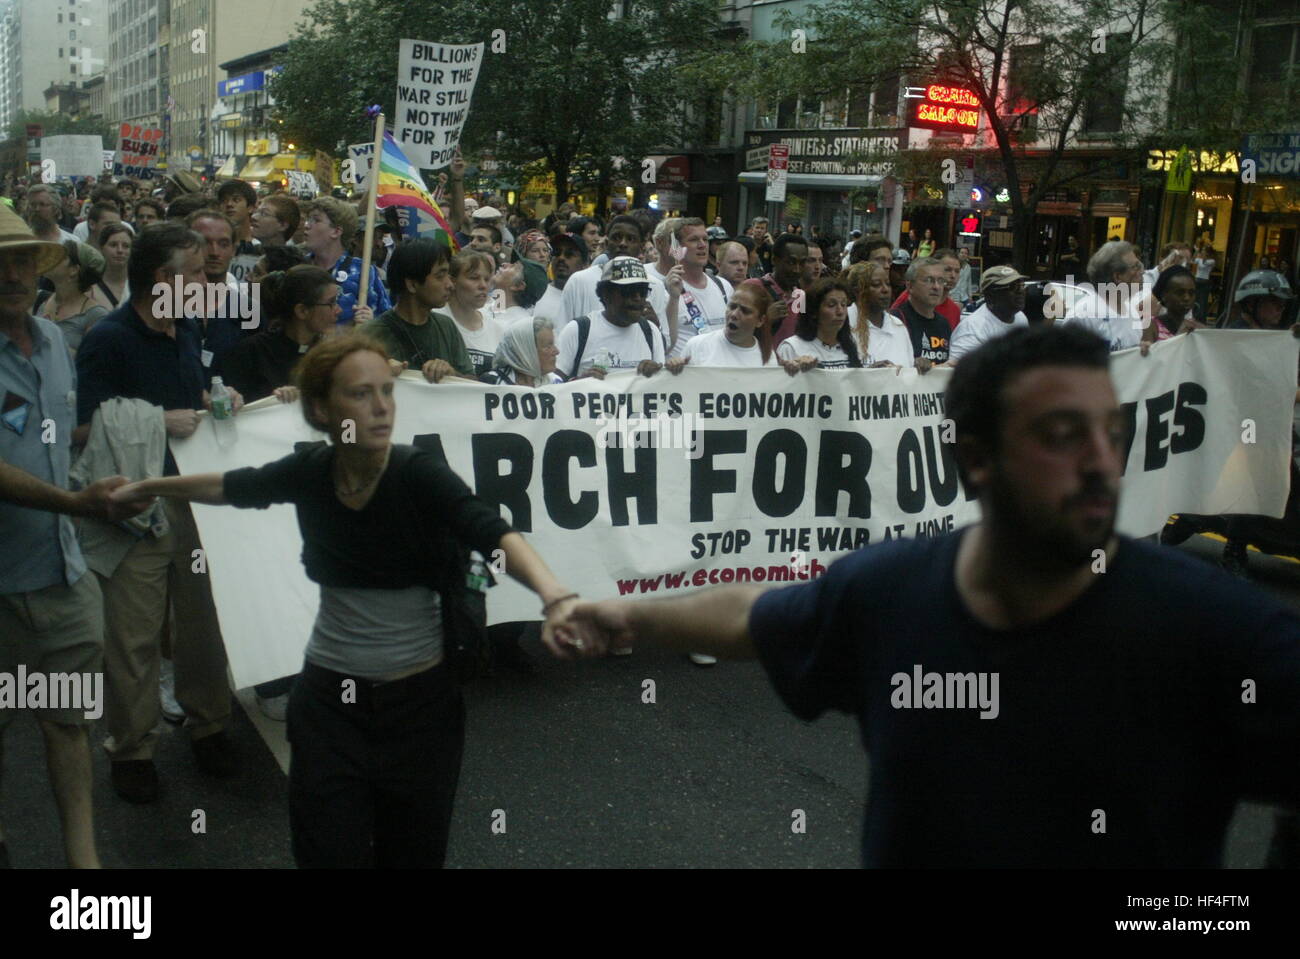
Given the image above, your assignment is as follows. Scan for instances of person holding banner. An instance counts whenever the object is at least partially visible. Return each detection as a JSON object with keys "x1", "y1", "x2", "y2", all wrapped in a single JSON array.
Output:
[
  {"x1": 561, "y1": 323, "x2": 1300, "y2": 868},
  {"x1": 775, "y1": 278, "x2": 862, "y2": 372},
  {"x1": 300, "y1": 197, "x2": 390, "y2": 327},
  {"x1": 845, "y1": 261, "x2": 913, "y2": 369},
  {"x1": 111, "y1": 333, "x2": 587, "y2": 868},
  {"x1": 481, "y1": 315, "x2": 562, "y2": 387},
  {"x1": 664, "y1": 284, "x2": 775, "y2": 371},
  {"x1": 441, "y1": 250, "x2": 507, "y2": 377}
]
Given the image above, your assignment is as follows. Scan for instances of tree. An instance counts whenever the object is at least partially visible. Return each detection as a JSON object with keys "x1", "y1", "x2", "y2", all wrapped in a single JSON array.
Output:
[
  {"x1": 693, "y1": 0, "x2": 1238, "y2": 269},
  {"x1": 8, "y1": 109, "x2": 116, "y2": 147},
  {"x1": 269, "y1": 0, "x2": 725, "y2": 204}
]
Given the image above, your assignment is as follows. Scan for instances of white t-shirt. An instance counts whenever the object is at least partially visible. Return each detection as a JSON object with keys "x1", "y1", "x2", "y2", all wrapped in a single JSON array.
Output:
[
  {"x1": 533, "y1": 284, "x2": 565, "y2": 325},
  {"x1": 854, "y1": 312, "x2": 915, "y2": 368},
  {"x1": 1194, "y1": 256, "x2": 1215, "y2": 281},
  {"x1": 439, "y1": 309, "x2": 508, "y2": 377},
  {"x1": 1061, "y1": 288, "x2": 1143, "y2": 352},
  {"x1": 947, "y1": 303, "x2": 1029, "y2": 362},
  {"x1": 560, "y1": 262, "x2": 671, "y2": 330},
  {"x1": 775, "y1": 335, "x2": 852, "y2": 369},
  {"x1": 75, "y1": 219, "x2": 135, "y2": 243},
  {"x1": 664, "y1": 272, "x2": 733, "y2": 359},
  {"x1": 681, "y1": 329, "x2": 772, "y2": 368},
  {"x1": 556, "y1": 309, "x2": 665, "y2": 378},
  {"x1": 490, "y1": 304, "x2": 532, "y2": 329}
]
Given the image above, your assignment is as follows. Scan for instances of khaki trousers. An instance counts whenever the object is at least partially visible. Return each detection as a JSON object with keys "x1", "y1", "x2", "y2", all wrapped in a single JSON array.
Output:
[{"x1": 97, "y1": 497, "x2": 230, "y2": 761}]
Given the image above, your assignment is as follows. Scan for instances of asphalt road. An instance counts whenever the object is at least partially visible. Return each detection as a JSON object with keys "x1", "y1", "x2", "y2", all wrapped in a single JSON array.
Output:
[{"x1": 1, "y1": 533, "x2": 1294, "y2": 869}]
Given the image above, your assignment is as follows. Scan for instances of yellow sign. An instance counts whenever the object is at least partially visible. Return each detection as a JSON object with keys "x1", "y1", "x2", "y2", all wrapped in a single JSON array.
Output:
[
  {"x1": 245, "y1": 139, "x2": 271, "y2": 156},
  {"x1": 1146, "y1": 149, "x2": 1238, "y2": 175},
  {"x1": 1166, "y1": 146, "x2": 1193, "y2": 193},
  {"x1": 1106, "y1": 216, "x2": 1127, "y2": 239}
]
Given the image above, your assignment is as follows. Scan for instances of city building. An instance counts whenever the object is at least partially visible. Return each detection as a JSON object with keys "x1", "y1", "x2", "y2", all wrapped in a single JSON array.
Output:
[{"x1": 0, "y1": 0, "x2": 108, "y2": 131}]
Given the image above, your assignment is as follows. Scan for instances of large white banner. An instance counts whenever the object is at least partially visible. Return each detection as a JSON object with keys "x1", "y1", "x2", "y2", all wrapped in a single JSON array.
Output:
[
  {"x1": 171, "y1": 332, "x2": 1298, "y2": 688},
  {"x1": 395, "y1": 39, "x2": 484, "y2": 170}
]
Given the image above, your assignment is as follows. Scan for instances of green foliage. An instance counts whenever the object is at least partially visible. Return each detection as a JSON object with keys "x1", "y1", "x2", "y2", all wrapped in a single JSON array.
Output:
[
  {"x1": 8, "y1": 109, "x2": 116, "y2": 147},
  {"x1": 270, "y1": 0, "x2": 726, "y2": 200}
]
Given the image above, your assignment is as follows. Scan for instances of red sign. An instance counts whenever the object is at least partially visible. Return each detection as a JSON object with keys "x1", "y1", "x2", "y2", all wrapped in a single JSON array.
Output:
[
  {"x1": 959, "y1": 215, "x2": 981, "y2": 236},
  {"x1": 911, "y1": 84, "x2": 981, "y2": 134}
]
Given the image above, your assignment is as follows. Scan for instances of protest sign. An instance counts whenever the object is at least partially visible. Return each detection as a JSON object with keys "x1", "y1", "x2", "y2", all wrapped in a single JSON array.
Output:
[
  {"x1": 347, "y1": 142, "x2": 375, "y2": 188},
  {"x1": 40, "y1": 135, "x2": 105, "y2": 179},
  {"x1": 285, "y1": 170, "x2": 319, "y2": 197},
  {"x1": 395, "y1": 39, "x2": 484, "y2": 169},
  {"x1": 171, "y1": 332, "x2": 1298, "y2": 688},
  {"x1": 113, "y1": 123, "x2": 164, "y2": 179}
]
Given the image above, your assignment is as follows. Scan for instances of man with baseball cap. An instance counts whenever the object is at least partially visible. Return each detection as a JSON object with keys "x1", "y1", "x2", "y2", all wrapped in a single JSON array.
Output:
[
  {"x1": 472, "y1": 205, "x2": 513, "y2": 249},
  {"x1": 947, "y1": 265, "x2": 1031, "y2": 364},
  {"x1": 533, "y1": 232, "x2": 588, "y2": 325},
  {"x1": 556, "y1": 256, "x2": 665, "y2": 379}
]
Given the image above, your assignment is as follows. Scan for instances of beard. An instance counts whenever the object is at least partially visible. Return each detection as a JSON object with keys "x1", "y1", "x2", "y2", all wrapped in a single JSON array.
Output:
[{"x1": 984, "y1": 470, "x2": 1117, "y2": 568}]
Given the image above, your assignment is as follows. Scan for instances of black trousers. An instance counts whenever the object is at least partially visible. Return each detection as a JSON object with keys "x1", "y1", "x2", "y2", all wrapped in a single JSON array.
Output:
[{"x1": 287, "y1": 659, "x2": 465, "y2": 868}]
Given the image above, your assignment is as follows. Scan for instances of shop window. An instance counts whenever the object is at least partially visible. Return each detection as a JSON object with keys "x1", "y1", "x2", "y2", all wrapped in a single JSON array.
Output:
[
  {"x1": 776, "y1": 96, "x2": 798, "y2": 129},
  {"x1": 1006, "y1": 44, "x2": 1043, "y2": 138},
  {"x1": 871, "y1": 75, "x2": 900, "y2": 126},
  {"x1": 847, "y1": 87, "x2": 872, "y2": 127},
  {"x1": 1248, "y1": 23, "x2": 1299, "y2": 101}
]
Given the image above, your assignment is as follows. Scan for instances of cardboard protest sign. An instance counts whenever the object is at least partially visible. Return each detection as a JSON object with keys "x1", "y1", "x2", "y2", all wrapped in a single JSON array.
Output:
[
  {"x1": 285, "y1": 170, "x2": 319, "y2": 197},
  {"x1": 113, "y1": 123, "x2": 164, "y2": 179},
  {"x1": 347, "y1": 141, "x2": 375, "y2": 188},
  {"x1": 395, "y1": 39, "x2": 484, "y2": 169}
]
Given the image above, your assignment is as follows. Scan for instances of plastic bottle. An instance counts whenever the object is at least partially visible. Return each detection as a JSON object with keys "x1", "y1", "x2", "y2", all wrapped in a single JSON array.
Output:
[{"x1": 209, "y1": 377, "x2": 236, "y2": 446}]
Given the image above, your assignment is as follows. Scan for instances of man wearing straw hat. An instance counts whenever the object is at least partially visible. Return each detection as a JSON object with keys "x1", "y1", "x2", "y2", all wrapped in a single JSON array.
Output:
[{"x1": 0, "y1": 206, "x2": 122, "y2": 867}]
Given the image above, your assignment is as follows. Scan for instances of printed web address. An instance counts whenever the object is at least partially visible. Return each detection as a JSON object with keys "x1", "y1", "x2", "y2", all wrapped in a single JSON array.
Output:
[
  {"x1": 617, "y1": 560, "x2": 829, "y2": 595},
  {"x1": 1114, "y1": 919, "x2": 1250, "y2": 933}
]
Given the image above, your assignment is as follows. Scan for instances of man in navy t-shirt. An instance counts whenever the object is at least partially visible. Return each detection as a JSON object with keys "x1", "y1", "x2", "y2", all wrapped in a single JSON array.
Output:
[{"x1": 566, "y1": 324, "x2": 1300, "y2": 867}]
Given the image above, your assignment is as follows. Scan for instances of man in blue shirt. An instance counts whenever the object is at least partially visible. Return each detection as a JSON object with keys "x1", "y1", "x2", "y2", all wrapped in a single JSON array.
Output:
[
  {"x1": 76, "y1": 221, "x2": 242, "y2": 804},
  {"x1": 0, "y1": 208, "x2": 120, "y2": 867},
  {"x1": 300, "y1": 196, "x2": 390, "y2": 327},
  {"x1": 563, "y1": 324, "x2": 1300, "y2": 868}
]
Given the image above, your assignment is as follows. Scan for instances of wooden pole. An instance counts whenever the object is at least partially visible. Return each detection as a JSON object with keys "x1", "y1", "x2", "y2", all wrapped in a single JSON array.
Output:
[{"x1": 357, "y1": 111, "x2": 384, "y2": 317}]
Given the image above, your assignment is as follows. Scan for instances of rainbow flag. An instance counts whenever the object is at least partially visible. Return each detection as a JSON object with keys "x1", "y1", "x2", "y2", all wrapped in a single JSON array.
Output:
[{"x1": 374, "y1": 131, "x2": 458, "y2": 251}]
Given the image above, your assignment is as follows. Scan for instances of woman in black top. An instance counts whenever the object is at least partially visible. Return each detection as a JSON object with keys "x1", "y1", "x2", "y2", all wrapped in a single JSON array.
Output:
[
  {"x1": 222, "y1": 266, "x2": 339, "y2": 403},
  {"x1": 114, "y1": 334, "x2": 586, "y2": 868}
]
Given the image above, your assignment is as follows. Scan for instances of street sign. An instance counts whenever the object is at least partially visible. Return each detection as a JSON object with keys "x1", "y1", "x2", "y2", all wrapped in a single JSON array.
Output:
[
  {"x1": 765, "y1": 144, "x2": 789, "y2": 203},
  {"x1": 745, "y1": 145, "x2": 770, "y2": 171},
  {"x1": 947, "y1": 156, "x2": 974, "y2": 208}
]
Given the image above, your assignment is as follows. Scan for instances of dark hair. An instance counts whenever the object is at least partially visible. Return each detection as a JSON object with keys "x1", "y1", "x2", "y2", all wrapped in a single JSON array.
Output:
[
  {"x1": 259, "y1": 244, "x2": 307, "y2": 274},
  {"x1": 567, "y1": 215, "x2": 602, "y2": 238},
  {"x1": 931, "y1": 247, "x2": 960, "y2": 263},
  {"x1": 471, "y1": 222, "x2": 502, "y2": 245},
  {"x1": 795, "y1": 278, "x2": 861, "y2": 367},
  {"x1": 260, "y1": 194, "x2": 301, "y2": 242},
  {"x1": 1152, "y1": 264, "x2": 1195, "y2": 304},
  {"x1": 216, "y1": 179, "x2": 257, "y2": 208},
  {"x1": 97, "y1": 222, "x2": 132, "y2": 252},
  {"x1": 733, "y1": 235, "x2": 755, "y2": 254},
  {"x1": 134, "y1": 197, "x2": 166, "y2": 220},
  {"x1": 850, "y1": 236, "x2": 892, "y2": 264},
  {"x1": 261, "y1": 265, "x2": 336, "y2": 325},
  {"x1": 944, "y1": 324, "x2": 1110, "y2": 493},
  {"x1": 87, "y1": 201, "x2": 120, "y2": 225},
  {"x1": 167, "y1": 194, "x2": 213, "y2": 221},
  {"x1": 606, "y1": 214, "x2": 643, "y2": 240},
  {"x1": 186, "y1": 208, "x2": 236, "y2": 238},
  {"x1": 89, "y1": 185, "x2": 122, "y2": 211},
  {"x1": 387, "y1": 237, "x2": 452, "y2": 299},
  {"x1": 127, "y1": 222, "x2": 202, "y2": 295},
  {"x1": 772, "y1": 232, "x2": 808, "y2": 263},
  {"x1": 60, "y1": 239, "x2": 105, "y2": 292}
]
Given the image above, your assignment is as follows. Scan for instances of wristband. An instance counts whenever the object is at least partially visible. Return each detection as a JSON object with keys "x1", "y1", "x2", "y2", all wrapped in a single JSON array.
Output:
[{"x1": 541, "y1": 592, "x2": 579, "y2": 616}]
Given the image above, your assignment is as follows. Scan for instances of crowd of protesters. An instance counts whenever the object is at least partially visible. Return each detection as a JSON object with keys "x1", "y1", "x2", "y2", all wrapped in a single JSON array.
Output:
[{"x1": 0, "y1": 164, "x2": 1298, "y2": 870}]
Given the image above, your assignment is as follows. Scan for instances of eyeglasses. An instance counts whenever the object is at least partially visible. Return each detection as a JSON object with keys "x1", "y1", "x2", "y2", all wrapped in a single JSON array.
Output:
[{"x1": 315, "y1": 297, "x2": 339, "y2": 308}]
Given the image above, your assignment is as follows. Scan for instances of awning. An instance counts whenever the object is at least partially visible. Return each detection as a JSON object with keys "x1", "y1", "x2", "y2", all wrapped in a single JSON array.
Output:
[
  {"x1": 273, "y1": 154, "x2": 313, "y2": 172},
  {"x1": 738, "y1": 171, "x2": 882, "y2": 191},
  {"x1": 215, "y1": 155, "x2": 239, "y2": 179},
  {"x1": 238, "y1": 156, "x2": 275, "y2": 180}
]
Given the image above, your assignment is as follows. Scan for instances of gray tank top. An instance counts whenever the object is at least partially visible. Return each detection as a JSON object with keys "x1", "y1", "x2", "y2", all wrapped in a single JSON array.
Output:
[{"x1": 306, "y1": 584, "x2": 443, "y2": 678}]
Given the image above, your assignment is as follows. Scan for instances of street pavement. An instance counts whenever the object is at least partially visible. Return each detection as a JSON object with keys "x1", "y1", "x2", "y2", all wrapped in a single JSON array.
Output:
[{"x1": 1, "y1": 533, "x2": 1293, "y2": 869}]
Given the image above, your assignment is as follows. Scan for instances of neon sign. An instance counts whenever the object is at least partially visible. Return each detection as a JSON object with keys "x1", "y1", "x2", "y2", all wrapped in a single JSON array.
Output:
[{"x1": 911, "y1": 84, "x2": 982, "y2": 134}]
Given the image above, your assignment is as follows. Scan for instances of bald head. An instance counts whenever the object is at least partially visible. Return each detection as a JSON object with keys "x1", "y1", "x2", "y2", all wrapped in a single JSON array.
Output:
[{"x1": 716, "y1": 240, "x2": 749, "y2": 285}]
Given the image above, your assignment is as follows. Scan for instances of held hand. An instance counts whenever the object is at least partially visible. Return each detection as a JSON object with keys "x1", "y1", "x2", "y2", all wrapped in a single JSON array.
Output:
[
  {"x1": 665, "y1": 356, "x2": 688, "y2": 375},
  {"x1": 540, "y1": 596, "x2": 591, "y2": 659},
  {"x1": 766, "y1": 301, "x2": 787, "y2": 327},
  {"x1": 868, "y1": 360, "x2": 895, "y2": 369},
  {"x1": 583, "y1": 367, "x2": 607, "y2": 380},
  {"x1": 107, "y1": 478, "x2": 158, "y2": 509},
  {"x1": 450, "y1": 150, "x2": 466, "y2": 180},
  {"x1": 229, "y1": 387, "x2": 245, "y2": 414},
  {"x1": 915, "y1": 356, "x2": 934, "y2": 375},
  {"x1": 78, "y1": 476, "x2": 151, "y2": 522},
  {"x1": 421, "y1": 358, "x2": 453, "y2": 383},
  {"x1": 273, "y1": 386, "x2": 300, "y2": 404},
  {"x1": 1291, "y1": 322, "x2": 1300, "y2": 339},
  {"x1": 664, "y1": 264, "x2": 685, "y2": 297},
  {"x1": 352, "y1": 305, "x2": 375, "y2": 326},
  {"x1": 1139, "y1": 341, "x2": 1152, "y2": 357},
  {"x1": 387, "y1": 358, "x2": 408, "y2": 378},
  {"x1": 636, "y1": 360, "x2": 662, "y2": 377},
  {"x1": 164, "y1": 409, "x2": 199, "y2": 438},
  {"x1": 565, "y1": 600, "x2": 635, "y2": 657},
  {"x1": 1178, "y1": 318, "x2": 1205, "y2": 334}
]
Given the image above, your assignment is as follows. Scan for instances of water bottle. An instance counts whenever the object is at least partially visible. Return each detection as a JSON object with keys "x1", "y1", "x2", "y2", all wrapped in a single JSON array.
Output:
[
  {"x1": 209, "y1": 377, "x2": 236, "y2": 446},
  {"x1": 592, "y1": 347, "x2": 614, "y2": 374}
]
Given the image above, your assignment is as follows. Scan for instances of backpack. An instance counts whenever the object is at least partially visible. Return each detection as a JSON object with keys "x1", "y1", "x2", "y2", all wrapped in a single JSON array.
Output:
[{"x1": 569, "y1": 314, "x2": 659, "y2": 380}]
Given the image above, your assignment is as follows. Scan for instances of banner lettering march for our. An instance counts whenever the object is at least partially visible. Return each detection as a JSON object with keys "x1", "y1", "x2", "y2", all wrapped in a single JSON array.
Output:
[{"x1": 171, "y1": 332, "x2": 1299, "y2": 688}]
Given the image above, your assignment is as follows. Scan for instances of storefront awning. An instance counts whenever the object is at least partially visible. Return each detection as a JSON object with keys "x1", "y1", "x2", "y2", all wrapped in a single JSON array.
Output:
[
  {"x1": 215, "y1": 156, "x2": 239, "y2": 179},
  {"x1": 239, "y1": 156, "x2": 276, "y2": 180},
  {"x1": 738, "y1": 172, "x2": 882, "y2": 190}
]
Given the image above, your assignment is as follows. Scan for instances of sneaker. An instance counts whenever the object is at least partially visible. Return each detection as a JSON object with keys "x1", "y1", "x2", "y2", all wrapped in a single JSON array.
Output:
[
  {"x1": 1221, "y1": 540, "x2": 1251, "y2": 579},
  {"x1": 111, "y1": 759, "x2": 159, "y2": 804},
  {"x1": 256, "y1": 692, "x2": 289, "y2": 721},
  {"x1": 611, "y1": 646, "x2": 634, "y2": 656},
  {"x1": 159, "y1": 659, "x2": 184, "y2": 725},
  {"x1": 191, "y1": 731, "x2": 238, "y2": 778},
  {"x1": 688, "y1": 653, "x2": 718, "y2": 666}
]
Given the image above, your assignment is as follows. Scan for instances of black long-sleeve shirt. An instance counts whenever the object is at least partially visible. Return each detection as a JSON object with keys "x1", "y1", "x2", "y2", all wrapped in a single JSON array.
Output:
[{"x1": 223, "y1": 443, "x2": 512, "y2": 590}]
